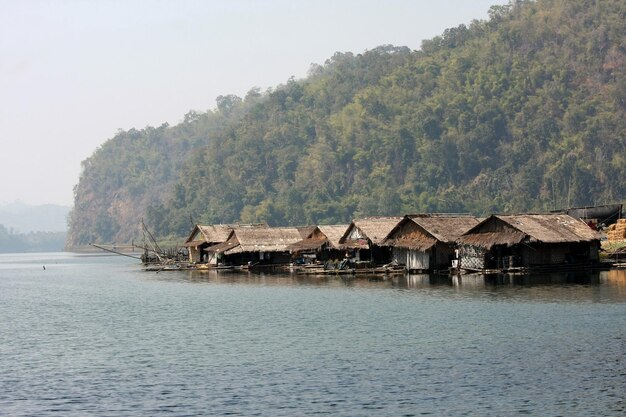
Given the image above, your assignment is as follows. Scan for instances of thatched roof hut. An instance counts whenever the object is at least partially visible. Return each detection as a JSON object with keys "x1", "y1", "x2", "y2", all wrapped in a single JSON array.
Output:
[
  {"x1": 380, "y1": 214, "x2": 479, "y2": 271},
  {"x1": 457, "y1": 214, "x2": 601, "y2": 271},
  {"x1": 287, "y1": 224, "x2": 349, "y2": 253},
  {"x1": 383, "y1": 214, "x2": 479, "y2": 250},
  {"x1": 458, "y1": 214, "x2": 600, "y2": 249},
  {"x1": 318, "y1": 225, "x2": 350, "y2": 248},
  {"x1": 340, "y1": 216, "x2": 403, "y2": 249},
  {"x1": 183, "y1": 223, "x2": 269, "y2": 263},
  {"x1": 183, "y1": 223, "x2": 269, "y2": 247},
  {"x1": 183, "y1": 224, "x2": 234, "y2": 248},
  {"x1": 208, "y1": 226, "x2": 303, "y2": 255}
]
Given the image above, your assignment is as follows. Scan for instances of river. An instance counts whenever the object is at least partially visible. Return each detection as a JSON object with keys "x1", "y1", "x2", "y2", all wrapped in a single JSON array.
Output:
[{"x1": 0, "y1": 252, "x2": 624, "y2": 416}]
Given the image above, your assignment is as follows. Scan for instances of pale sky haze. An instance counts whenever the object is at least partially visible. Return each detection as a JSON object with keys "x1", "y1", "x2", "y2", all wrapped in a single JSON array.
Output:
[{"x1": 0, "y1": 0, "x2": 508, "y2": 206}]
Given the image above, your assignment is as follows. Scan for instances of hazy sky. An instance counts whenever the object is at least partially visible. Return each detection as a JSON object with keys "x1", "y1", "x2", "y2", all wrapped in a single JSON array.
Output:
[{"x1": 0, "y1": 0, "x2": 508, "y2": 206}]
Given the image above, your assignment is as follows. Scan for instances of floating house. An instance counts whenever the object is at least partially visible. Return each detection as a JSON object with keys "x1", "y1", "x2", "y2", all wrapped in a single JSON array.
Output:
[
  {"x1": 183, "y1": 223, "x2": 268, "y2": 264},
  {"x1": 206, "y1": 226, "x2": 303, "y2": 267},
  {"x1": 382, "y1": 214, "x2": 479, "y2": 272},
  {"x1": 183, "y1": 224, "x2": 237, "y2": 264},
  {"x1": 457, "y1": 214, "x2": 600, "y2": 271},
  {"x1": 339, "y1": 217, "x2": 403, "y2": 265},
  {"x1": 287, "y1": 224, "x2": 349, "y2": 262}
]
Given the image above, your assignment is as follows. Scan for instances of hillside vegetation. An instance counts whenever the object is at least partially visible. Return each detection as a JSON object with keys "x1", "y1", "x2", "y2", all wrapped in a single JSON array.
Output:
[{"x1": 67, "y1": 0, "x2": 626, "y2": 246}]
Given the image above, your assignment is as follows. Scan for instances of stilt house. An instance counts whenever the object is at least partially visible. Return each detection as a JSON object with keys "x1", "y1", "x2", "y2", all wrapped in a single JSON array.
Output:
[
  {"x1": 382, "y1": 214, "x2": 479, "y2": 272},
  {"x1": 206, "y1": 226, "x2": 303, "y2": 267},
  {"x1": 457, "y1": 214, "x2": 601, "y2": 271},
  {"x1": 183, "y1": 224, "x2": 236, "y2": 264},
  {"x1": 183, "y1": 223, "x2": 268, "y2": 264},
  {"x1": 339, "y1": 217, "x2": 403, "y2": 265}
]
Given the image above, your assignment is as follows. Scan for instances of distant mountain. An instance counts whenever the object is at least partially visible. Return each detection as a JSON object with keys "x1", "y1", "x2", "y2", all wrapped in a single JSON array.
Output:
[
  {"x1": 0, "y1": 202, "x2": 70, "y2": 233},
  {"x1": 68, "y1": 0, "x2": 626, "y2": 247},
  {"x1": 0, "y1": 224, "x2": 66, "y2": 253}
]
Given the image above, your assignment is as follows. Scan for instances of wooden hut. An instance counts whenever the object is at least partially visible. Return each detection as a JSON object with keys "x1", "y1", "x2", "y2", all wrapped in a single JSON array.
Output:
[
  {"x1": 382, "y1": 214, "x2": 479, "y2": 272},
  {"x1": 339, "y1": 217, "x2": 403, "y2": 265},
  {"x1": 182, "y1": 223, "x2": 268, "y2": 264},
  {"x1": 457, "y1": 214, "x2": 601, "y2": 271},
  {"x1": 206, "y1": 226, "x2": 303, "y2": 267},
  {"x1": 182, "y1": 224, "x2": 235, "y2": 264},
  {"x1": 287, "y1": 224, "x2": 349, "y2": 263}
]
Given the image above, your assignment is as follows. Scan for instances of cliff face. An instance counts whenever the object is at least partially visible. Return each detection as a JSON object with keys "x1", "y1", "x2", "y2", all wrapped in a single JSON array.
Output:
[
  {"x1": 67, "y1": 121, "x2": 207, "y2": 246},
  {"x1": 67, "y1": 0, "x2": 626, "y2": 246}
]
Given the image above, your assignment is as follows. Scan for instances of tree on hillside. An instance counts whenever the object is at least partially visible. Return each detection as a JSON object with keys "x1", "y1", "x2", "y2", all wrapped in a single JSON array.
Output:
[{"x1": 68, "y1": 0, "x2": 626, "y2": 245}]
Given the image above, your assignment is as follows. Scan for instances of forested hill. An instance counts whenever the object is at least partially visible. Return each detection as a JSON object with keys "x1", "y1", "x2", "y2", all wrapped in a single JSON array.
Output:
[{"x1": 67, "y1": 0, "x2": 626, "y2": 247}]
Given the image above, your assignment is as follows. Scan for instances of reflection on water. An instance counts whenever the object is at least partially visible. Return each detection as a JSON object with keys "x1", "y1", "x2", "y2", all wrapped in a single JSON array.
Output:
[
  {"x1": 1, "y1": 253, "x2": 624, "y2": 416},
  {"x1": 605, "y1": 268, "x2": 626, "y2": 293},
  {"x1": 149, "y1": 268, "x2": 626, "y2": 303}
]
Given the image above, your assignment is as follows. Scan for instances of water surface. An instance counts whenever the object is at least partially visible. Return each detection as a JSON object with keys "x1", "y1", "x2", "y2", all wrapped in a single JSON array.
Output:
[{"x1": 0, "y1": 253, "x2": 624, "y2": 416}]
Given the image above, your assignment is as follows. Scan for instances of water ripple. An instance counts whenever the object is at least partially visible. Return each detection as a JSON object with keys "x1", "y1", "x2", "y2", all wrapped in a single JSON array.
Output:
[{"x1": 0, "y1": 254, "x2": 624, "y2": 416}]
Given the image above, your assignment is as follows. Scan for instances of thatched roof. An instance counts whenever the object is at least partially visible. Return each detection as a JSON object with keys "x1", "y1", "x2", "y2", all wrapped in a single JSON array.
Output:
[
  {"x1": 382, "y1": 214, "x2": 478, "y2": 250},
  {"x1": 341, "y1": 217, "x2": 403, "y2": 246},
  {"x1": 458, "y1": 214, "x2": 600, "y2": 249},
  {"x1": 183, "y1": 223, "x2": 268, "y2": 247},
  {"x1": 317, "y1": 225, "x2": 350, "y2": 248},
  {"x1": 183, "y1": 224, "x2": 234, "y2": 247},
  {"x1": 458, "y1": 230, "x2": 527, "y2": 248},
  {"x1": 287, "y1": 224, "x2": 349, "y2": 253},
  {"x1": 212, "y1": 227, "x2": 303, "y2": 254},
  {"x1": 287, "y1": 238, "x2": 328, "y2": 253},
  {"x1": 340, "y1": 239, "x2": 370, "y2": 250},
  {"x1": 384, "y1": 234, "x2": 438, "y2": 251},
  {"x1": 205, "y1": 239, "x2": 239, "y2": 254},
  {"x1": 410, "y1": 214, "x2": 480, "y2": 242},
  {"x1": 499, "y1": 214, "x2": 600, "y2": 242},
  {"x1": 297, "y1": 225, "x2": 317, "y2": 239}
]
